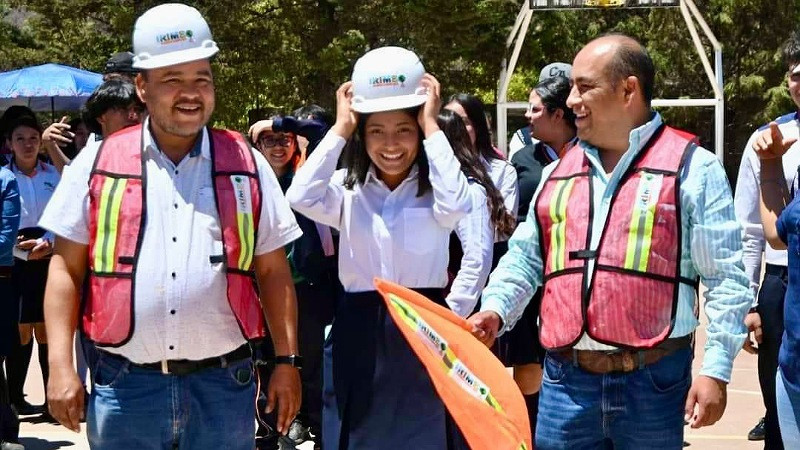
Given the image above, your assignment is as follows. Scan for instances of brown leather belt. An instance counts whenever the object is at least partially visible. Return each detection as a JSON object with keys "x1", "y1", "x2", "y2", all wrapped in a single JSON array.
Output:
[{"x1": 553, "y1": 335, "x2": 692, "y2": 375}]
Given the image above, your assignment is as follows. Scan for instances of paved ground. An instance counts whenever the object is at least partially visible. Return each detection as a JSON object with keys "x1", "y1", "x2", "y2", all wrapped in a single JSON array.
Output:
[{"x1": 17, "y1": 309, "x2": 766, "y2": 449}]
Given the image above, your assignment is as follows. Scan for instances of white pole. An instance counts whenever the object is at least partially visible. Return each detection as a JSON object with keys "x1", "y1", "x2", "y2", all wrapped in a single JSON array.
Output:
[
  {"x1": 679, "y1": 0, "x2": 722, "y2": 99},
  {"x1": 497, "y1": 3, "x2": 533, "y2": 155}
]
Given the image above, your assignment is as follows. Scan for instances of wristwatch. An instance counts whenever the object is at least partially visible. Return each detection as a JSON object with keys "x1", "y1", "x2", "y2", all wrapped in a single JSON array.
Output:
[{"x1": 275, "y1": 355, "x2": 303, "y2": 369}]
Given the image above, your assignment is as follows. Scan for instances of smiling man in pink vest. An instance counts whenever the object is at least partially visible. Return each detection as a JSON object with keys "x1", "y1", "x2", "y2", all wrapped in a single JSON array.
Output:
[
  {"x1": 470, "y1": 34, "x2": 752, "y2": 449},
  {"x1": 38, "y1": 4, "x2": 303, "y2": 448}
]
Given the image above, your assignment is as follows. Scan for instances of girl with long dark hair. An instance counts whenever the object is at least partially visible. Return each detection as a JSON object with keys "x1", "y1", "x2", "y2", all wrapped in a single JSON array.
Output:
[
  {"x1": 286, "y1": 46, "x2": 472, "y2": 450},
  {"x1": 445, "y1": 93, "x2": 519, "y2": 246},
  {"x1": 437, "y1": 110, "x2": 515, "y2": 315}
]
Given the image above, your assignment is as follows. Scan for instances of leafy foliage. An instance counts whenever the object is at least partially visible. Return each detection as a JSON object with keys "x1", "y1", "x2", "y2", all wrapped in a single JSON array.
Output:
[{"x1": 2, "y1": 0, "x2": 800, "y2": 177}]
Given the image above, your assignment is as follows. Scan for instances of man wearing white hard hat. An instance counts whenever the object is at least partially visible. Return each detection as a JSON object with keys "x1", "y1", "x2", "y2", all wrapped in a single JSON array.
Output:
[
  {"x1": 286, "y1": 46, "x2": 473, "y2": 449},
  {"x1": 39, "y1": 4, "x2": 302, "y2": 448}
]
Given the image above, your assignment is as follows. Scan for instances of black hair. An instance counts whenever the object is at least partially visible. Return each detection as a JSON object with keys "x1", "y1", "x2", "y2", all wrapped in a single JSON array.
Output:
[
  {"x1": 783, "y1": 30, "x2": 800, "y2": 69},
  {"x1": 600, "y1": 33, "x2": 655, "y2": 106},
  {"x1": 447, "y1": 94, "x2": 499, "y2": 161},
  {"x1": 81, "y1": 79, "x2": 144, "y2": 135},
  {"x1": 62, "y1": 117, "x2": 88, "y2": 159},
  {"x1": 7, "y1": 115, "x2": 42, "y2": 138},
  {"x1": 292, "y1": 104, "x2": 333, "y2": 127},
  {"x1": 534, "y1": 75, "x2": 577, "y2": 131},
  {"x1": 0, "y1": 106, "x2": 37, "y2": 141},
  {"x1": 342, "y1": 107, "x2": 431, "y2": 197},
  {"x1": 437, "y1": 110, "x2": 515, "y2": 238}
]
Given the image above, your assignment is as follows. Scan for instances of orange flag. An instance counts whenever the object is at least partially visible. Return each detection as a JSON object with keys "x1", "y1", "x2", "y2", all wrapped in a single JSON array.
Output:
[{"x1": 374, "y1": 278, "x2": 533, "y2": 450}]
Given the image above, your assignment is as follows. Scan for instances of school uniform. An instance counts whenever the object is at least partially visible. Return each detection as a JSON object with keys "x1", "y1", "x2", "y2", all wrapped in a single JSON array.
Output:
[
  {"x1": 7, "y1": 160, "x2": 59, "y2": 324},
  {"x1": 445, "y1": 183, "x2": 493, "y2": 318},
  {"x1": 286, "y1": 130, "x2": 473, "y2": 450}
]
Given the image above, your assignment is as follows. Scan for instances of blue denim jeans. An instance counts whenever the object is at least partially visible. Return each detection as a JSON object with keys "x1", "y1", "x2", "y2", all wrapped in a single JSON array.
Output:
[
  {"x1": 87, "y1": 351, "x2": 256, "y2": 450},
  {"x1": 776, "y1": 367, "x2": 800, "y2": 447},
  {"x1": 536, "y1": 347, "x2": 692, "y2": 450}
]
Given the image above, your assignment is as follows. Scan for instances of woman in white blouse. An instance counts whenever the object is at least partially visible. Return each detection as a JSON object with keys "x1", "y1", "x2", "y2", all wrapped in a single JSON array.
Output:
[{"x1": 286, "y1": 47, "x2": 472, "y2": 450}]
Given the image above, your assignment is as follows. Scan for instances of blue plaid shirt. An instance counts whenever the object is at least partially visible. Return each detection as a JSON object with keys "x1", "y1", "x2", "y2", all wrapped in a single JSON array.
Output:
[{"x1": 481, "y1": 113, "x2": 752, "y2": 382}]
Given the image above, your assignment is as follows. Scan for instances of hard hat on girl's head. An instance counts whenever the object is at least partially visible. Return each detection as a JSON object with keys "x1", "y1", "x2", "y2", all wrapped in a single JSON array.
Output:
[
  {"x1": 350, "y1": 47, "x2": 428, "y2": 114},
  {"x1": 132, "y1": 3, "x2": 219, "y2": 70}
]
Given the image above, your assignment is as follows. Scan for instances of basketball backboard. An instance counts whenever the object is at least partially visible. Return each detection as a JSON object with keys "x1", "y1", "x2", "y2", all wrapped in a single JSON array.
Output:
[{"x1": 529, "y1": 0, "x2": 678, "y2": 8}]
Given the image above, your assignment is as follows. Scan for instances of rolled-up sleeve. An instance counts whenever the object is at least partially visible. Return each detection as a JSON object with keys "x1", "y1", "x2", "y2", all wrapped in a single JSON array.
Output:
[
  {"x1": 689, "y1": 154, "x2": 752, "y2": 382},
  {"x1": 424, "y1": 131, "x2": 472, "y2": 229}
]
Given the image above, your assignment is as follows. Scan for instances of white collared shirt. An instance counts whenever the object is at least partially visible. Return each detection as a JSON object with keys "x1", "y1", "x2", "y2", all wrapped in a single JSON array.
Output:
[
  {"x1": 286, "y1": 130, "x2": 472, "y2": 293},
  {"x1": 734, "y1": 113, "x2": 800, "y2": 302},
  {"x1": 482, "y1": 156, "x2": 519, "y2": 241},
  {"x1": 447, "y1": 182, "x2": 494, "y2": 317},
  {"x1": 40, "y1": 120, "x2": 301, "y2": 363},
  {"x1": 10, "y1": 161, "x2": 59, "y2": 237}
]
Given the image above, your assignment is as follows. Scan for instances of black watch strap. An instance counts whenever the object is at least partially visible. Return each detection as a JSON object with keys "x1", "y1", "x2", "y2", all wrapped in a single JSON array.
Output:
[{"x1": 275, "y1": 355, "x2": 303, "y2": 369}]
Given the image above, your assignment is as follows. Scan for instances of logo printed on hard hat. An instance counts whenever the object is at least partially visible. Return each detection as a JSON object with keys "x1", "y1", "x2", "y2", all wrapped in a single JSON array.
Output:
[
  {"x1": 157, "y1": 29, "x2": 195, "y2": 46},
  {"x1": 369, "y1": 74, "x2": 406, "y2": 88}
]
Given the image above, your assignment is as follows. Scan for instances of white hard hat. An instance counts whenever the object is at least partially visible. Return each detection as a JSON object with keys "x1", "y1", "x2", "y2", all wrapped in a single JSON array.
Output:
[
  {"x1": 132, "y1": 3, "x2": 219, "y2": 70},
  {"x1": 350, "y1": 47, "x2": 427, "y2": 114}
]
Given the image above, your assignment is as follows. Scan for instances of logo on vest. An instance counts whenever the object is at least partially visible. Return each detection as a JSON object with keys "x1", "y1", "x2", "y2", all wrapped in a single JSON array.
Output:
[
  {"x1": 230, "y1": 175, "x2": 253, "y2": 214},
  {"x1": 635, "y1": 173, "x2": 663, "y2": 211}
]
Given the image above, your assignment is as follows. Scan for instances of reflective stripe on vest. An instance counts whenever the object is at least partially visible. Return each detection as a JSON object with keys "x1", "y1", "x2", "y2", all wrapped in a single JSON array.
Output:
[
  {"x1": 231, "y1": 175, "x2": 255, "y2": 270},
  {"x1": 623, "y1": 172, "x2": 663, "y2": 272},
  {"x1": 84, "y1": 124, "x2": 266, "y2": 347},
  {"x1": 93, "y1": 177, "x2": 128, "y2": 273},
  {"x1": 547, "y1": 178, "x2": 576, "y2": 273},
  {"x1": 535, "y1": 126, "x2": 695, "y2": 350}
]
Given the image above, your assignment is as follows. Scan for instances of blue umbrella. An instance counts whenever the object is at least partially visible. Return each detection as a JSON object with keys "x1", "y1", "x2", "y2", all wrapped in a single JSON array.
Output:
[{"x1": 0, "y1": 63, "x2": 103, "y2": 117}]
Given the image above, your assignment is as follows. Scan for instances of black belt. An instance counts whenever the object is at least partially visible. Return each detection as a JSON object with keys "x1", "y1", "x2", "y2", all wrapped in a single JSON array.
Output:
[
  {"x1": 0, "y1": 266, "x2": 10, "y2": 278},
  {"x1": 765, "y1": 263, "x2": 788, "y2": 277},
  {"x1": 100, "y1": 344, "x2": 252, "y2": 376}
]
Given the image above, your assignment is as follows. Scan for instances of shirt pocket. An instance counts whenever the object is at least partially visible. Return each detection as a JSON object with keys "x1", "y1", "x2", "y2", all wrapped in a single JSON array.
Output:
[
  {"x1": 195, "y1": 187, "x2": 223, "y2": 244},
  {"x1": 403, "y1": 208, "x2": 440, "y2": 255}
]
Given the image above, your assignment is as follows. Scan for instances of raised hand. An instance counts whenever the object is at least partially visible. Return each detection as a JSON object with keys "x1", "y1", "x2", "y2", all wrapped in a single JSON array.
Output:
[
  {"x1": 331, "y1": 81, "x2": 358, "y2": 139},
  {"x1": 753, "y1": 122, "x2": 797, "y2": 160},
  {"x1": 417, "y1": 73, "x2": 442, "y2": 138},
  {"x1": 42, "y1": 116, "x2": 74, "y2": 148}
]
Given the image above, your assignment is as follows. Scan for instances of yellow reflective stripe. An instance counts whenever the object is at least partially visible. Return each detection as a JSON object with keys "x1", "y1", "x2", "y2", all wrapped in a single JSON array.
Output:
[
  {"x1": 236, "y1": 211, "x2": 255, "y2": 270},
  {"x1": 548, "y1": 178, "x2": 575, "y2": 272},
  {"x1": 624, "y1": 173, "x2": 662, "y2": 272},
  {"x1": 387, "y1": 293, "x2": 505, "y2": 415},
  {"x1": 93, "y1": 178, "x2": 127, "y2": 273}
]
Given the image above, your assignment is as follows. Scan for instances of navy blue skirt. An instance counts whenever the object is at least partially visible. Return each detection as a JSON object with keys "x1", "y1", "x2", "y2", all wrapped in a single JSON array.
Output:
[{"x1": 322, "y1": 289, "x2": 469, "y2": 450}]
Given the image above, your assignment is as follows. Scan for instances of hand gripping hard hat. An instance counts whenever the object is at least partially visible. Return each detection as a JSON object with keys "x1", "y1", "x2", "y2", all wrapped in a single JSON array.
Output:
[
  {"x1": 132, "y1": 3, "x2": 219, "y2": 70},
  {"x1": 350, "y1": 47, "x2": 428, "y2": 114}
]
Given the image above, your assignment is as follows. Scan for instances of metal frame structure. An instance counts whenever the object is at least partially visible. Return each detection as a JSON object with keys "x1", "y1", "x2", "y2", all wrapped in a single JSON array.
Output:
[{"x1": 496, "y1": 0, "x2": 725, "y2": 162}]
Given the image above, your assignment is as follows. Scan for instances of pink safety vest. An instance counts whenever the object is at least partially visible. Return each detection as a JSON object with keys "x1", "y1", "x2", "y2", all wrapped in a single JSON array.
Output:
[
  {"x1": 84, "y1": 124, "x2": 265, "y2": 346},
  {"x1": 535, "y1": 126, "x2": 698, "y2": 350}
]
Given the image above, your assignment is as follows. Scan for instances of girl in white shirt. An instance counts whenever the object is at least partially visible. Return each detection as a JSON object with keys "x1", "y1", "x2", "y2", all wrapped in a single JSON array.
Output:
[
  {"x1": 437, "y1": 110, "x2": 516, "y2": 318},
  {"x1": 4, "y1": 116, "x2": 60, "y2": 416},
  {"x1": 286, "y1": 47, "x2": 472, "y2": 450}
]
